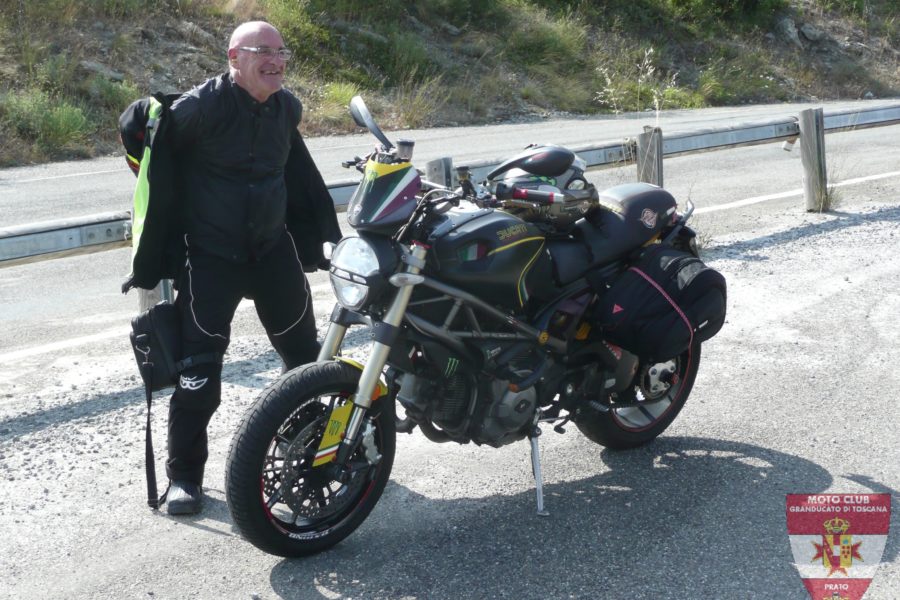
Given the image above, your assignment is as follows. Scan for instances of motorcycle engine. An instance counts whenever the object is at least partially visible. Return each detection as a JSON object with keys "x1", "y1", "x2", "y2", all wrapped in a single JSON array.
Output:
[
  {"x1": 396, "y1": 370, "x2": 537, "y2": 448},
  {"x1": 474, "y1": 376, "x2": 538, "y2": 447}
]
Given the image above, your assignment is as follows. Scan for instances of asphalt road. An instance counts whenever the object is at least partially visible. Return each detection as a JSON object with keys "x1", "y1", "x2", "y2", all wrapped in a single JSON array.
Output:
[
  {"x1": 1, "y1": 98, "x2": 897, "y2": 227},
  {"x1": 0, "y1": 103, "x2": 899, "y2": 599}
]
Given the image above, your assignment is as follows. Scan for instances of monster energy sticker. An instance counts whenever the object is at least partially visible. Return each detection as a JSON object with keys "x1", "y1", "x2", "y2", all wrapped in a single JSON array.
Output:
[{"x1": 444, "y1": 357, "x2": 459, "y2": 377}]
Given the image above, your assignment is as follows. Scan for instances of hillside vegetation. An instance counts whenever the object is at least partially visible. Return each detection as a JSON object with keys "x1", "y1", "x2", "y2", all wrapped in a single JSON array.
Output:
[{"x1": 0, "y1": 0, "x2": 897, "y2": 166}]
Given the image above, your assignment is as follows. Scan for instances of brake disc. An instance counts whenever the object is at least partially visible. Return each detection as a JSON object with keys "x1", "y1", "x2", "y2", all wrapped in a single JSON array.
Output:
[{"x1": 280, "y1": 412, "x2": 366, "y2": 520}]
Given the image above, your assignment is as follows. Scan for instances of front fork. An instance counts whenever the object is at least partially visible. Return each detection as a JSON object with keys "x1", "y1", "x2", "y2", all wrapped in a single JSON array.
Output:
[{"x1": 318, "y1": 243, "x2": 428, "y2": 467}]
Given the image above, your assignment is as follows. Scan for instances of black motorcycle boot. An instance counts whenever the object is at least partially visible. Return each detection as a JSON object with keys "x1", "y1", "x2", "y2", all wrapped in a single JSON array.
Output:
[{"x1": 166, "y1": 480, "x2": 203, "y2": 516}]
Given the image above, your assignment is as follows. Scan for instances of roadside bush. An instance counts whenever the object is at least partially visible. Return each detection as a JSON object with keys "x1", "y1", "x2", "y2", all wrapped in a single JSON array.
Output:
[
  {"x1": 666, "y1": 0, "x2": 787, "y2": 25},
  {"x1": 88, "y1": 76, "x2": 142, "y2": 111},
  {"x1": 428, "y1": 0, "x2": 512, "y2": 28},
  {"x1": 40, "y1": 103, "x2": 92, "y2": 151},
  {"x1": 308, "y1": 81, "x2": 361, "y2": 129},
  {"x1": 34, "y1": 54, "x2": 81, "y2": 97},
  {"x1": 394, "y1": 71, "x2": 446, "y2": 128},
  {"x1": 0, "y1": 89, "x2": 93, "y2": 157},
  {"x1": 263, "y1": 0, "x2": 334, "y2": 71},
  {"x1": 504, "y1": 5, "x2": 587, "y2": 72},
  {"x1": 386, "y1": 30, "x2": 437, "y2": 84},
  {"x1": 0, "y1": 0, "x2": 217, "y2": 22}
]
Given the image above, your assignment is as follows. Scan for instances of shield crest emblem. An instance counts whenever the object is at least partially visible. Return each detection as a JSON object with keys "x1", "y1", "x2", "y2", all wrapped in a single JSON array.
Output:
[{"x1": 786, "y1": 494, "x2": 891, "y2": 600}]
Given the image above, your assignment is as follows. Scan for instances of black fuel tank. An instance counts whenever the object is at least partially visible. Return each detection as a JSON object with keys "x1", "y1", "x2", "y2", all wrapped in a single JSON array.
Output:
[{"x1": 426, "y1": 209, "x2": 553, "y2": 309}]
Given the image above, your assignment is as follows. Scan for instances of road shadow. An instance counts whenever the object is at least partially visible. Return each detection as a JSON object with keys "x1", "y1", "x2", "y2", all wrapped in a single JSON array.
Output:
[
  {"x1": 260, "y1": 436, "x2": 895, "y2": 599},
  {"x1": 704, "y1": 204, "x2": 900, "y2": 262}
]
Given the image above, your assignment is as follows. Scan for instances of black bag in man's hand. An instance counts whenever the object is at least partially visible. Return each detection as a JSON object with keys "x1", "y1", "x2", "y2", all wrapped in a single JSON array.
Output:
[
  {"x1": 130, "y1": 302, "x2": 181, "y2": 392},
  {"x1": 128, "y1": 301, "x2": 222, "y2": 509}
]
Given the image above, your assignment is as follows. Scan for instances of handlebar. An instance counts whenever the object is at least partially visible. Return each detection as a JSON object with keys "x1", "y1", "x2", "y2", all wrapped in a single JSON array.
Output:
[
  {"x1": 494, "y1": 182, "x2": 569, "y2": 205},
  {"x1": 342, "y1": 156, "x2": 365, "y2": 172}
]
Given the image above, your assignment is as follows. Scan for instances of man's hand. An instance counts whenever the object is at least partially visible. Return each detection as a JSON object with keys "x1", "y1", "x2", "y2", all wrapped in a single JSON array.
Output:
[
  {"x1": 121, "y1": 276, "x2": 136, "y2": 294},
  {"x1": 302, "y1": 259, "x2": 330, "y2": 273}
]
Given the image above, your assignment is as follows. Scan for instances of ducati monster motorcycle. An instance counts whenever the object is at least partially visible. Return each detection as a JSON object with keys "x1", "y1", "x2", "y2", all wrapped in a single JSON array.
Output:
[{"x1": 225, "y1": 97, "x2": 726, "y2": 557}]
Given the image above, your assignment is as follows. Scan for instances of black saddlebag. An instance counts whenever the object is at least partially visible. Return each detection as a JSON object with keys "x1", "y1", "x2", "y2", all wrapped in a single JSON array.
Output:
[{"x1": 595, "y1": 245, "x2": 726, "y2": 361}]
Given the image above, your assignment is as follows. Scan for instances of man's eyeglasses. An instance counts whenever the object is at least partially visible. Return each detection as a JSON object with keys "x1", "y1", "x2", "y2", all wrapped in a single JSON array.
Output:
[{"x1": 238, "y1": 46, "x2": 292, "y2": 60}]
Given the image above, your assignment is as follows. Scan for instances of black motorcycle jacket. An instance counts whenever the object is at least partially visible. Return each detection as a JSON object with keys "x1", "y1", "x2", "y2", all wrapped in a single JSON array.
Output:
[{"x1": 121, "y1": 74, "x2": 342, "y2": 290}]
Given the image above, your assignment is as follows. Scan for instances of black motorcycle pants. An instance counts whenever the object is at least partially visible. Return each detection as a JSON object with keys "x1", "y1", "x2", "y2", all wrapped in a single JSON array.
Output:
[{"x1": 166, "y1": 231, "x2": 320, "y2": 485}]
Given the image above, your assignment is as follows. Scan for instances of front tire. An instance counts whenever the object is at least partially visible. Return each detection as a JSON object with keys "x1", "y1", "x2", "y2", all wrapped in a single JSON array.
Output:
[
  {"x1": 576, "y1": 343, "x2": 701, "y2": 450},
  {"x1": 225, "y1": 361, "x2": 396, "y2": 557}
]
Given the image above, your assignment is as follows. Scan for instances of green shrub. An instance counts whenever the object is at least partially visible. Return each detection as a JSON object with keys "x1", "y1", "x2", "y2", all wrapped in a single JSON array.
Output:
[
  {"x1": 504, "y1": 5, "x2": 587, "y2": 71},
  {"x1": 305, "y1": 0, "x2": 409, "y2": 23},
  {"x1": 263, "y1": 0, "x2": 333, "y2": 68},
  {"x1": 34, "y1": 54, "x2": 80, "y2": 96},
  {"x1": 0, "y1": 89, "x2": 51, "y2": 139},
  {"x1": 665, "y1": 0, "x2": 786, "y2": 28},
  {"x1": 386, "y1": 30, "x2": 436, "y2": 84},
  {"x1": 88, "y1": 76, "x2": 142, "y2": 111},
  {"x1": 428, "y1": 0, "x2": 512, "y2": 28},
  {"x1": 40, "y1": 103, "x2": 92, "y2": 150},
  {"x1": 0, "y1": 89, "x2": 92, "y2": 154},
  {"x1": 395, "y1": 71, "x2": 446, "y2": 128},
  {"x1": 323, "y1": 81, "x2": 361, "y2": 107}
]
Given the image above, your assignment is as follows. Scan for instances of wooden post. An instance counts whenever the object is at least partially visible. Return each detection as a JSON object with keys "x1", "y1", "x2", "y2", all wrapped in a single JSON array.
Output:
[
  {"x1": 138, "y1": 280, "x2": 174, "y2": 312},
  {"x1": 426, "y1": 157, "x2": 454, "y2": 189},
  {"x1": 799, "y1": 108, "x2": 828, "y2": 211},
  {"x1": 636, "y1": 126, "x2": 664, "y2": 187}
]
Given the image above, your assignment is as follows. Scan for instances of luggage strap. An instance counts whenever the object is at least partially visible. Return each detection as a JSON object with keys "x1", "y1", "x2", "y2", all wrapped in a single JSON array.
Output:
[{"x1": 140, "y1": 352, "x2": 222, "y2": 510}]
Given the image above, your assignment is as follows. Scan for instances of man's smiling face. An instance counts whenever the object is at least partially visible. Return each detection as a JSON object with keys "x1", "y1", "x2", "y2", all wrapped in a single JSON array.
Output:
[{"x1": 228, "y1": 22, "x2": 287, "y2": 103}]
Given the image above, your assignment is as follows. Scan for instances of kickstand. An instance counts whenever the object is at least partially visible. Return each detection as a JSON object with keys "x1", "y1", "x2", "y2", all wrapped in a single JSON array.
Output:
[{"x1": 529, "y1": 428, "x2": 550, "y2": 517}]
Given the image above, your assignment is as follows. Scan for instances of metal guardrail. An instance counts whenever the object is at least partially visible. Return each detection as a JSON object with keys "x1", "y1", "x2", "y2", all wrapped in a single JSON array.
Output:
[
  {"x1": 2, "y1": 103, "x2": 899, "y2": 268},
  {"x1": 446, "y1": 104, "x2": 900, "y2": 180},
  {"x1": 0, "y1": 212, "x2": 131, "y2": 267}
]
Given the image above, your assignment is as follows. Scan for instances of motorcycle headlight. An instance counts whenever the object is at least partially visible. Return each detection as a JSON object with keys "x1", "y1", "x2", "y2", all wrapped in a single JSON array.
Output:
[{"x1": 329, "y1": 236, "x2": 381, "y2": 310}]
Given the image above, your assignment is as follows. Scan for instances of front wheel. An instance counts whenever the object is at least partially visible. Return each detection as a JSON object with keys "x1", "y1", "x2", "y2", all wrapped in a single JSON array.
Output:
[
  {"x1": 576, "y1": 343, "x2": 701, "y2": 450},
  {"x1": 225, "y1": 361, "x2": 396, "y2": 557}
]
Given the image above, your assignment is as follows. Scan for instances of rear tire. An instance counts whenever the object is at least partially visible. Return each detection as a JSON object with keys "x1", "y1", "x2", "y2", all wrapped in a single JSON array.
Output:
[
  {"x1": 576, "y1": 343, "x2": 701, "y2": 450},
  {"x1": 225, "y1": 360, "x2": 395, "y2": 557}
]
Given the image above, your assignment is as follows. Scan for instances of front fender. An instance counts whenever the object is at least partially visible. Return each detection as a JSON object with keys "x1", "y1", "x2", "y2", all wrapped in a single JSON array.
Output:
[{"x1": 334, "y1": 357, "x2": 388, "y2": 400}]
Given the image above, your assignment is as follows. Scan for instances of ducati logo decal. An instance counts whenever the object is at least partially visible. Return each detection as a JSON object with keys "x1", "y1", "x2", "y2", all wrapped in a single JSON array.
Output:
[
  {"x1": 639, "y1": 208, "x2": 657, "y2": 229},
  {"x1": 786, "y1": 494, "x2": 891, "y2": 600},
  {"x1": 179, "y1": 375, "x2": 208, "y2": 391}
]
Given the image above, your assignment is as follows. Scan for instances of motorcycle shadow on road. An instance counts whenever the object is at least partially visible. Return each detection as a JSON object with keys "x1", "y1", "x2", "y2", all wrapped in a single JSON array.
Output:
[{"x1": 266, "y1": 436, "x2": 897, "y2": 599}]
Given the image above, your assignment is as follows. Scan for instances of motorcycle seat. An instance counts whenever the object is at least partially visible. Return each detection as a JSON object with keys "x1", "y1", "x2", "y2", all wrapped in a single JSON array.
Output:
[{"x1": 576, "y1": 183, "x2": 677, "y2": 266}]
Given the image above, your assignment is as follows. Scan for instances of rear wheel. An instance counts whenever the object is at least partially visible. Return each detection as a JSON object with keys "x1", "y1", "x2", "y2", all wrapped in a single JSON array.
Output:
[
  {"x1": 225, "y1": 361, "x2": 395, "y2": 557},
  {"x1": 576, "y1": 344, "x2": 701, "y2": 449}
]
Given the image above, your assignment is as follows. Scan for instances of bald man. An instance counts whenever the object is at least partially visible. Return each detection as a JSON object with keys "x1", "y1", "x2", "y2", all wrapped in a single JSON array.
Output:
[{"x1": 144, "y1": 21, "x2": 342, "y2": 515}]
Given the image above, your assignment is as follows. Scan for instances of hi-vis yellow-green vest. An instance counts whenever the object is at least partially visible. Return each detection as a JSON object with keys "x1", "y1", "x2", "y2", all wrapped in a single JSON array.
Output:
[
  {"x1": 130, "y1": 97, "x2": 163, "y2": 262},
  {"x1": 119, "y1": 92, "x2": 184, "y2": 290}
]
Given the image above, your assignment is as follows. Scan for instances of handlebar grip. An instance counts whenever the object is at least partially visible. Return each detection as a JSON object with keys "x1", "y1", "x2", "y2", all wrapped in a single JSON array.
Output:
[{"x1": 496, "y1": 183, "x2": 567, "y2": 205}]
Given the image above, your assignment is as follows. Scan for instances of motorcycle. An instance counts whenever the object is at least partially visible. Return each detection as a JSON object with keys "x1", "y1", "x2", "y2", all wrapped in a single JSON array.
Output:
[{"x1": 224, "y1": 97, "x2": 726, "y2": 557}]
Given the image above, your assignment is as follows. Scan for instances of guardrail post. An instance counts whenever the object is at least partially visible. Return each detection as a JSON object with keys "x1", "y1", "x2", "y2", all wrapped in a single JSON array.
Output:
[
  {"x1": 799, "y1": 108, "x2": 828, "y2": 211},
  {"x1": 426, "y1": 157, "x2": 454, "y2": 188},
  {"x1": 636, "y1": 126, "x2": 664, "y2": 187},
  {"x1": 138, "y1": 280, "x2": 174, "y2": 312}
]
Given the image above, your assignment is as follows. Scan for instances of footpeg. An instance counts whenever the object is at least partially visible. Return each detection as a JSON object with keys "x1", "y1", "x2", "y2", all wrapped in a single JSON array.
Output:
[{"x1": 529, "y1": 428, "x2": 550, "y2": 517}]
